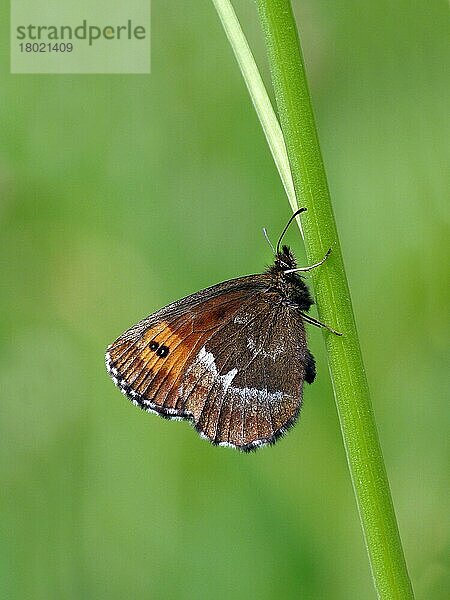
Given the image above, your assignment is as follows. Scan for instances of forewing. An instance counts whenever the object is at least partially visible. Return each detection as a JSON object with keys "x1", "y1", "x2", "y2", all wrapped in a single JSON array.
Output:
[{"x1": 105, "y1": 276, "x2": 264, "y2": 419}]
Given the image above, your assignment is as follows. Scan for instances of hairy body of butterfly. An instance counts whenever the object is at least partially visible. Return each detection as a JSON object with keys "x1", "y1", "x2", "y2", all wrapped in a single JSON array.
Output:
[{"x1": 106, "y1": 245, "x2": 328, "y2": 452}]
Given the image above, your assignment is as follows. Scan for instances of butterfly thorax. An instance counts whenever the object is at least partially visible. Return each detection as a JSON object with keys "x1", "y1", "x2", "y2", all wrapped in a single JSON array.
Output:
[{"x1": 265, "y1": 245, "x2": 313, "y2": 311}]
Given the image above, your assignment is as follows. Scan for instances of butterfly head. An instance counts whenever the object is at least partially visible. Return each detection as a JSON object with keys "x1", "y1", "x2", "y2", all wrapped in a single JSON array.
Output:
[
  {"x1": 274, "y1": 245, "x2": 297, "y2": 272},
  {"x1": 266, "y1": 245, "x2": 314, "y2": 310}
]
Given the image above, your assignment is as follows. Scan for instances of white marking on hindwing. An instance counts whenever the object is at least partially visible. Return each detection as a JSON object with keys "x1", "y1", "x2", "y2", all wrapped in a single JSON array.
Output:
[
  {"x1": 232, "y1": 386, "x2": 283, "y2": 404},
  {"x1": 246, "y1": 337, "x2": 284, "y2": 361},
  {"x1": 178, "y1": 346, "x2": 238, "y2": 397},
  {"x1": 233, "y1": 313, "x2": 251, "y2": 325},
  {"x1": 179, "y1": 346, "x2": 283, "y2": 405}
]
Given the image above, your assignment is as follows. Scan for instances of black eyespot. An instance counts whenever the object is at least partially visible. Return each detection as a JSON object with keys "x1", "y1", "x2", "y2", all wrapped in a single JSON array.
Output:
[
  {"x1": 149, "y1": 341, "x2": 159, "y2": 351},
  {"x1": 156, "y1": 345, "x2": 169, "y2": 358}
]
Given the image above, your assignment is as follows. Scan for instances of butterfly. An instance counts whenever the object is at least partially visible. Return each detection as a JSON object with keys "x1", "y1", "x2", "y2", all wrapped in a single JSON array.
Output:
[{"x1": 105, "y1": 208, "x2": 340, "y2": 452}]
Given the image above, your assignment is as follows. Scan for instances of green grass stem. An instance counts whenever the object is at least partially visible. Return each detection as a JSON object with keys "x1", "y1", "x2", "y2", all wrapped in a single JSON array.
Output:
[{"x1": 213, "y1": 0, "x2": 415, "y2": 597}]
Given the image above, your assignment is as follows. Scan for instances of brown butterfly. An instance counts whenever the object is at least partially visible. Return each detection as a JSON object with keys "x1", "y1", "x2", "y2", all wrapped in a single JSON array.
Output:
[{"x1": 105, "y1": 209, "x2": 340, "y2": 452}]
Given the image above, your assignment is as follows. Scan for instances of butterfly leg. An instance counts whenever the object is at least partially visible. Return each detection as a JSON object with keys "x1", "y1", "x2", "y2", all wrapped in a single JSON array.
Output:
[
  {"x1": 301, "y1": 312, "x2": 342, "y2": 336},
  {"x1": 284, "y1": 248, "x2": 331, "y2": 274}
]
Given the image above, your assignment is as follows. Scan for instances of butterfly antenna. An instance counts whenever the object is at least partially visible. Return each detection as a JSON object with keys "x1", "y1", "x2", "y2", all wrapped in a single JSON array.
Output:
[
  {"x1": 262, "y1": 227, "x2": 276, "y2": 254},
  {"x1": 276, "y1": 208, "x2": 307, "y2": 255}
]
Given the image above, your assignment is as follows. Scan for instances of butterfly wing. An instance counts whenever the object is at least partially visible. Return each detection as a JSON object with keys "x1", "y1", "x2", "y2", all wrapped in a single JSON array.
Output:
[
  {"x1": 106, "y1": 275, "x2": 311, "y2": 451},
  {"x1": 185, "y1": 298, "x2": 311, "y2": 450},
  {"x1": 106, "y1": 275, "x2": 264, "y2": 415}
]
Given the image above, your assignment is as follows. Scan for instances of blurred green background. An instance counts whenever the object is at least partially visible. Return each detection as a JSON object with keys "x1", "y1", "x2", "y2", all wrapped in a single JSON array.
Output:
[{"x1": 1, "y1": 1, "x2": 448, "y2": 598}]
